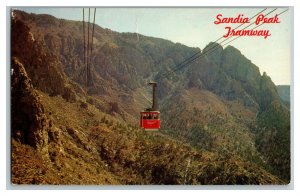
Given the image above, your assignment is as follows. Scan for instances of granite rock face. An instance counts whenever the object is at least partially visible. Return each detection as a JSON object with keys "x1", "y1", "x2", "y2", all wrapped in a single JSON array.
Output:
[{"x1": 11, "y1": 57, "x2": 49, "y2": 153}]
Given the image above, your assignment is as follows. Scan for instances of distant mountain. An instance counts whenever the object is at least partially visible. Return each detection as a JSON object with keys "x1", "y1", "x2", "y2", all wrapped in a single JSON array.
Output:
[
  {"x1": 277, "y1": 85, "x2": 290, "y2": 108},
  {"x1": 11, "y1": 10, "x2": 290, "y2": 184}
]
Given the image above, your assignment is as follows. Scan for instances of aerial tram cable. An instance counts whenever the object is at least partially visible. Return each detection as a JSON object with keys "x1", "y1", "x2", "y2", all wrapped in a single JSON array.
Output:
[
  {"x1": 162, "y1": 9, "x2": 284, "y2": 79},
  {"x1": 160, "y1": 8, "x2": 278, "y2": 79},
  {"x1": 82, "y1": 8, "x2": 87, "y2": 92},
  {"x1": 156, "y1": 8, "x2": 269, "y2": 79},
  {"x1": 87, "y1": 8, "x2": 90, "y2": 88},
  {"x1": 82, "y1": 8, "x2": 97, "y2": 92},
  {"x1": 89, "y1": 8, "x2": 97, "y2": 86},
  {"x1": 133, "y1": 8, "x2": 270, "y2": 90},
  {"x1": 161, "y1": 8, "x2": 287, "y2": 80},
  {"x1": 159, "y1": 8, "x2": 279, "y2": 79}
]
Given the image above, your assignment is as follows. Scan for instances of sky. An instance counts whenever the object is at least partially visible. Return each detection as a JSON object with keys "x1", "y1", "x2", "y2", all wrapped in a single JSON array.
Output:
[{"x1": 16, "y1": 7, "x2": 291, "y2": 85}]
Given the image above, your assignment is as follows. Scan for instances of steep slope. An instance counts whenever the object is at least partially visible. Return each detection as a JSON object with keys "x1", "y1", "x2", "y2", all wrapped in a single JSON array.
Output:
[
  {"x1": 11, "y1": 53, "x2": 282, "y2": 185},
  {"x1": 11, "y1": 56, "x2": 283, "y2": 184},
  {"x1": 11, "y1": 17, "x2": 79, "y2": 102},
  {"x1": 11, "y1": 10, "x2": 290, "y2": 184},
  {"x1": 160, "y1": 43, "x2": 290, "y2": 182}
]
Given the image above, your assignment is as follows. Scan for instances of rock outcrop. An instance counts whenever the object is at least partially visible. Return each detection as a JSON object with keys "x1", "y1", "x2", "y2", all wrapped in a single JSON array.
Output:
[
  {"x1": 11, "y1": 57, "x2": 49, "y2": 154},
  {"x1": 11, "y1": 17, "x2": 77, "y2": 102}
]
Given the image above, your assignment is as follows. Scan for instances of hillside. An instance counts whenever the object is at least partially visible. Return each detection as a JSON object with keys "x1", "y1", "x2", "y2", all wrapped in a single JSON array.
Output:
[
  {"x1": 11, "y1": 56, "x2": 283, "y2": 185},
  {"x1": 11, "y1": 10, "x2": 290, "y2": 185}
]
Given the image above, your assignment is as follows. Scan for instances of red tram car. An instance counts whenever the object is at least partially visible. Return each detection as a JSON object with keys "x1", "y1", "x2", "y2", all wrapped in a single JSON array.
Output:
[
  {"x1": 140, "y1": 111, "x2": 160, "y2": 131},
  {"x1": 140, "y1": 82, "x2": 160, "y2": 131}
]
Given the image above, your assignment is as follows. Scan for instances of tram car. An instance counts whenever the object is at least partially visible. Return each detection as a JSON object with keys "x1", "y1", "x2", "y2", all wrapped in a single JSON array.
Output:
[{"x1": 140, "y1": 82, "x2": 160, "y2": 131}]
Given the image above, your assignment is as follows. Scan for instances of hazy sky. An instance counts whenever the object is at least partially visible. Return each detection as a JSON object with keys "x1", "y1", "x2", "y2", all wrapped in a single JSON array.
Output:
[{"x1": 17, "y1": 7, "x2": 291, "y2": 85}]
